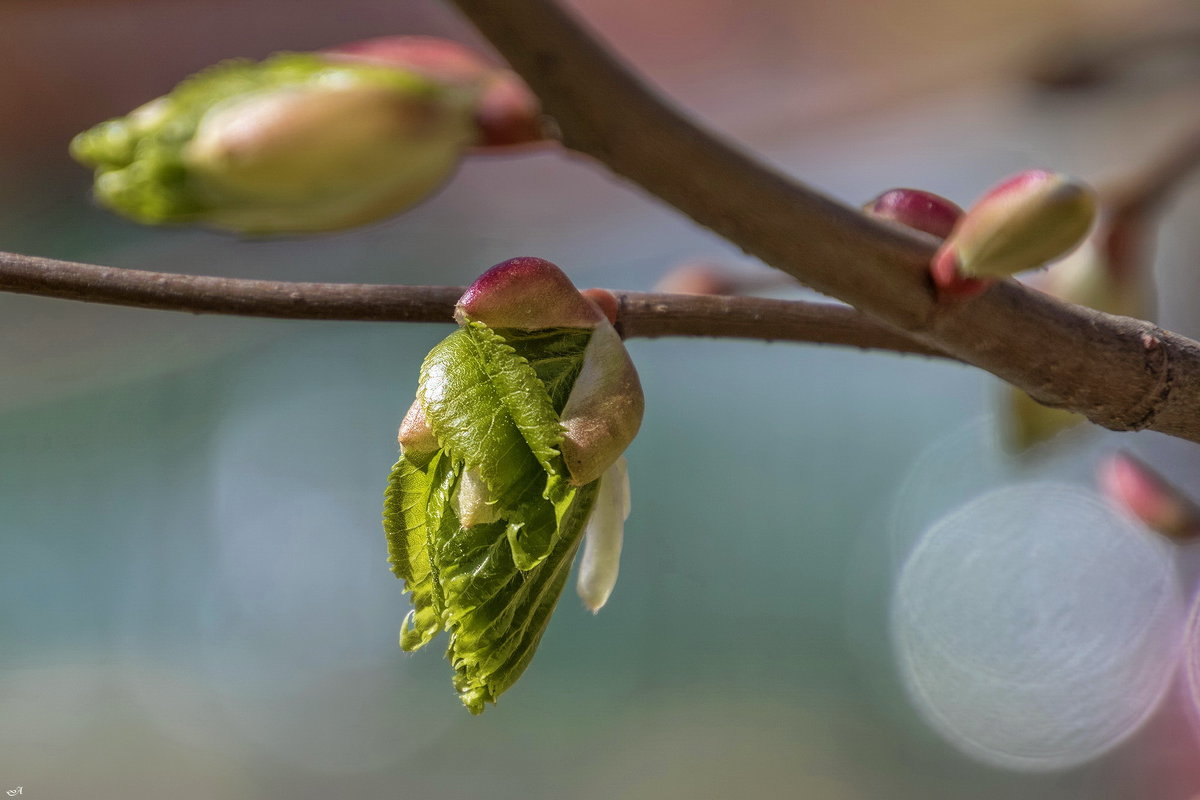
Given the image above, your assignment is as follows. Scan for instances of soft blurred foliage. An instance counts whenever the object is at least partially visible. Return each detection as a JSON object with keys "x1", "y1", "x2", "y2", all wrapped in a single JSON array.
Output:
[{"x1": 5, "y1": 0, "x2": 1200, "y2": 797}]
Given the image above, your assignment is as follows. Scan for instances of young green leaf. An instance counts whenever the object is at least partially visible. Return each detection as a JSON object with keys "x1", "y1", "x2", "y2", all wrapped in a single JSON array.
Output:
[
  {"x1": 382, "y1": 452, "x2": 440, "y2": 651},
  {"x1": 449, "y1": 480, "x2": 599, "y2": 714},
  {"x1": 419, "y1": 322, "x2": 568, "y2": 500},
  {"x1": 384, "y1": 258, "x2": 643, "y2": 714},
  {"x1": 386, "y1": 319, "x2": 605, "y2": 712}
]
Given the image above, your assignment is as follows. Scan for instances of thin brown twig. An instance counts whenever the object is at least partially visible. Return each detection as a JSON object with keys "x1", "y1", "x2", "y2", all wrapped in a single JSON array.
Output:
[{"x1": 0, "y1": 249, "x2": 946, "y2": 358}]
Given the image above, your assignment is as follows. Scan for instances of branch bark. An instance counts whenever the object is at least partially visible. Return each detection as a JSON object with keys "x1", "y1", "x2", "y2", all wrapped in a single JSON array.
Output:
[
  {"x1": 0, "y1": 249, "x2": 945, "y2": 357},
  {"x1": 447, "y1": 0, "x2": 1200, "y2": 444}
]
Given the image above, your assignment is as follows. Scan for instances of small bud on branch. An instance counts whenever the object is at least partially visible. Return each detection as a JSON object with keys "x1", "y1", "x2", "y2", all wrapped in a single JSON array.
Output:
[
  {"x1": 931, "y1": 170, "x2": 1097, "y2": 296},
  {"x1": 384, "y1": 257, "x2": 643, "y2": 712}
]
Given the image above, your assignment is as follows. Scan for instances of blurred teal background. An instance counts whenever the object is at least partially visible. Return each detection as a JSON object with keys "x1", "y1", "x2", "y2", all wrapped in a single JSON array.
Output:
[{"x1": 5, "y1": 0, "x2": 1200, "y2": 798}]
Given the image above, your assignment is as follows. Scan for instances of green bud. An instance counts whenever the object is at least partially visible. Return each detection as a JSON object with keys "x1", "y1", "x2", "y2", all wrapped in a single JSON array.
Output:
[
  {"x1": 937, "y1": 170, "x2": 1097, "y2": 280},
  {"x1": 71, "y1": 54, "x2": 477, "y2": 234}
]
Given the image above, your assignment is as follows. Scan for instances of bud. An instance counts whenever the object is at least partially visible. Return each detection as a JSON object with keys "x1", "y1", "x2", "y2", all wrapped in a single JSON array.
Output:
[
  {"x1": 934, "y1": 169, "x2": 1097, "y2": 281},
  {"x1": 863, "y1": 188, "x2": 986, "y2": 299},
  {"x1": 71, "y1": 53, "x2": 478, "y2": 234},
  {"x1": 455, "y1": 255, "x2": 607, "y2": 330},
  {"x1": 863, "y1": 188, "x2": 963, "y2": 240},
  {"x1": 1098, "y1": 452, "x2": 1200, "y2": 541},
  {"x1": 385, "y1": 257, "x2": 644, "y2": 712},
  {"x1": 653, "y1": 262, "x2": 740, "y2": 295},
  {"x1": 324, "y1": 36, "x2": 544, "y2": 150}
]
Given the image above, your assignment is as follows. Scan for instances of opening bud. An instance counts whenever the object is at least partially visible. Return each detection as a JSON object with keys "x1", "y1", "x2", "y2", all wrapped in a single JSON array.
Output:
[
  {"x1": 386, "y1": 258, "x2": 644, "y2": 711},
  {"x1": 455, "y1": 256, "x2": 606, "y2": 329}
]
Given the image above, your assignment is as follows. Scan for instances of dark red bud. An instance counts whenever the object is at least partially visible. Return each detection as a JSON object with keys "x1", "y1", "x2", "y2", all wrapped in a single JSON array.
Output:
[{"x1": 863, "y1": 188, "x2": 963, "y2": 240}]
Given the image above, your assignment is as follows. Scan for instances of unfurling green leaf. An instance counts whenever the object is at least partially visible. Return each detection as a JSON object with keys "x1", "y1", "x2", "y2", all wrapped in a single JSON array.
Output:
[
  {"x1": 384, "y1": 257, "x2": 643, "y2": 714},
  {"x1": 384, "y1": 319, "x2": 598, "y2": 712}
]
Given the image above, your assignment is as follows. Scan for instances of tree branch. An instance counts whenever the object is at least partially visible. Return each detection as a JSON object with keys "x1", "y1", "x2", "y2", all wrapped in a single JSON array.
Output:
[
  {"x1": 0, "y1": 249, "x2": 945, "y2": 358},
  {"x1": 446, "y1": 0, "x2": 1200, "y2": 445}
]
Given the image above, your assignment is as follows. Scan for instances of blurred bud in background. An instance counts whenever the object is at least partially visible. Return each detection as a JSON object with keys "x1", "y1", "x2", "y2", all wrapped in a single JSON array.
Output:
[
  {"x1": 653, "y1": 261, "x2": 742, "y2": 295},
  {"x1": 652, "y1": 259, "x2": 802, "y2": 296},
  {"x1": 71, "y1": 43, "x2": 540, "y2": 235},
  {"x1": 1098, "y1": 451, "x2": 1200, "y2": 541}
]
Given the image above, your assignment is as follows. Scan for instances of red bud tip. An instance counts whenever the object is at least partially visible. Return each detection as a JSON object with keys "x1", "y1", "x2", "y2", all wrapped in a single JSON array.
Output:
[
  {"x1": 456, "y1": 257, "x2": 605, "y2": 329},
  {"x1": 863, "y1": 188, "x2": 963, "y2": 240}
]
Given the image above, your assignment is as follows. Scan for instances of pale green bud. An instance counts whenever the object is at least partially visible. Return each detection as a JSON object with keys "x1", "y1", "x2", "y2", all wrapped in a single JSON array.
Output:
[
  {"x1": 71, "y1": 54, "x2": 477, "y2": 234},
  {"x1": 936, "y1": 170, "x2": 1097, "y2": 280}
]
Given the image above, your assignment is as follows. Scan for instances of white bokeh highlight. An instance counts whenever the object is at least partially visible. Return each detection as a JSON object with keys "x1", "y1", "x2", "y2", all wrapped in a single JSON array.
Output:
[{"x1": 893, "y1": 483, "x2": 1183, "y2": 771}]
